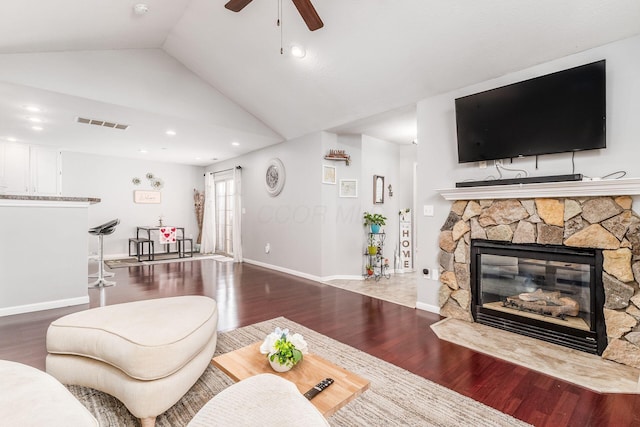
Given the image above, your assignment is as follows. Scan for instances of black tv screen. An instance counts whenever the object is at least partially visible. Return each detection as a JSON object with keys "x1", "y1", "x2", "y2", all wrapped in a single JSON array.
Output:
[{"x1": 455, "y1": 60, "x2": 606, "y2": 163}]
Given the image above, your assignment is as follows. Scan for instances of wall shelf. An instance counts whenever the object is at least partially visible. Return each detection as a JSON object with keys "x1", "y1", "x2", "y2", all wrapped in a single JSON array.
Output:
[
  {"x1": 324, "y1": 149, "x2": 351, "y2": 166},
  {"x1": 437, "y1": 178, "x2": 640, "y2": 201}
]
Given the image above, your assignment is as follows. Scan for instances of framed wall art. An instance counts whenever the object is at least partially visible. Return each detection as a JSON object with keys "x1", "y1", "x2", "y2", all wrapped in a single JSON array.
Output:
[
  {"x1": 339, "y1": 179, "x2": 358, "y2": 198},
  {"x1": 322, "y1": 165, "x2": 336, "y2": 184},
  {"x1": 134, "y1": 190, "x2": 161, "y2": 204}
]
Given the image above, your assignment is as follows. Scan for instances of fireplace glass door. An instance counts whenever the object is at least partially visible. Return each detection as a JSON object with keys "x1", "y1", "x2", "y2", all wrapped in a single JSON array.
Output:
[
  {"x1": 480, "y1": 254, "x2": 592, "y2": 331},
  {"x1": 471, "y1": 240, "x2": 606, "y2": 354}
]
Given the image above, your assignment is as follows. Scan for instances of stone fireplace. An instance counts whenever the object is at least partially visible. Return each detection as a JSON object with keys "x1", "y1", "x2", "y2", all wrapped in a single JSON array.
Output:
[{"x1": 438, "y1": 194, "x2": 640, "y2": 369}]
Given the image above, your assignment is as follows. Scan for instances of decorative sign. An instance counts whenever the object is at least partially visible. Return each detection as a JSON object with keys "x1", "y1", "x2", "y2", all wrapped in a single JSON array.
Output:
[
  {"x1": 134, "y1": 190, "x2": 161, "y2": 204},
  {"x1": 399, "y1": 209, "x2": 413, "y2": 271}
]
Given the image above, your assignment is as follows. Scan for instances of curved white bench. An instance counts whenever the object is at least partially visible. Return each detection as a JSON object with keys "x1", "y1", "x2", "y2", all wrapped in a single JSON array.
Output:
[{"x1": 46, "y1": 296, "x2": 218, "y2": 427}]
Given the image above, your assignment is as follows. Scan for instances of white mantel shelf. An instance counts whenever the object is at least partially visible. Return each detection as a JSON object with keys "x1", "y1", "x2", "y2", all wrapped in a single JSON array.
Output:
[{"x1": 437, "y1": 178, "x2": 640, "y2": 200}]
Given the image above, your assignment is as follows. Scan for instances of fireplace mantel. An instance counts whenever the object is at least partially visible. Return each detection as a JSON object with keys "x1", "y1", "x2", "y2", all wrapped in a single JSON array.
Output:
[{"x1": 437, "y1": 178, "x2": 640, "y2": 200}]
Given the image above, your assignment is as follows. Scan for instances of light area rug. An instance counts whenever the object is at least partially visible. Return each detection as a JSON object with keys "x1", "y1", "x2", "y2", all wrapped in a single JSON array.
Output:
[
  {"x1": 104, "y1": 254, "x2": 233, "y2": 269},
  {"x1": 68, "y1": 317, "x2": 531, "y2": 427}
]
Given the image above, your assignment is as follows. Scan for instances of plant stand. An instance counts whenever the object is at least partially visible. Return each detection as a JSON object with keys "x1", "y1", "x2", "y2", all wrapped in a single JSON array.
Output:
[{"x1": 364, "y1": 232, "x2": 391, "y2": 281}]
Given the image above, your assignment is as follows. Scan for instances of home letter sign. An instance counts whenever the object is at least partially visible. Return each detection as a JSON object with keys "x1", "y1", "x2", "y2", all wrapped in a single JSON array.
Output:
[{"x1": 399, "y1": 210, "x2": 413, "y2": 272}]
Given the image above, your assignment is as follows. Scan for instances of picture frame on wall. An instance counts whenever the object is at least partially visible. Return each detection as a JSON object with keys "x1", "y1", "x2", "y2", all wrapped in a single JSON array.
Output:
[
  {"x1": 339, "y1": 179, "x2": 358, "y2": 198},
  {"x1": 134, "y1": 190, "x2": 161, "y2": 204},
  {"x1": 373, "y1": 175, "x2": 384, "y2": 204},
  {"x1": 322, "y1": 165, "x2": 336, "y2": 184}
]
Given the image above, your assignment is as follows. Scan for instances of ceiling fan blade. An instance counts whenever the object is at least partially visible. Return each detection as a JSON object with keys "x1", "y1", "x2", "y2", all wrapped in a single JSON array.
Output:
[
  {"x1": 291, "y1": 0, "x2": 324, "y2": 31},
  {"x1": 225, "y1": 0, "x2": 254, "y2": 12}
]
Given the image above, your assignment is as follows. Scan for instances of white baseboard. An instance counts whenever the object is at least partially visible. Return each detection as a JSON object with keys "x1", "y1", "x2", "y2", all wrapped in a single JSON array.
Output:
[
  {"x1": 242, "y1": 259, "x2": 432, "y2": 310},
  {"x1": 416, "y1": 301, "x2": 440, "y2": 314},
  {"x1": 0, "y1": 296, "x2": 89, "y2": 317},
  {"x1": 320, "y1": 275, "x2": 363, "y2": 282},
  {"x1": 243, "y1": 259, "x2": 324, "y2": 283}
]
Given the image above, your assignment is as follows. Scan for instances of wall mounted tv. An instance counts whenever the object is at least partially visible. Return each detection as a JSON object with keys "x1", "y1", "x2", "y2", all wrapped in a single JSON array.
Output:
[{"x1": 455, "y1": 60, "x2": 606, "y2": 164}]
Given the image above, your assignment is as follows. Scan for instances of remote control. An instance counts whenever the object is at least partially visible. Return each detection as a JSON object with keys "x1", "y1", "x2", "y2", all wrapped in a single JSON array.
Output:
[{"x1": 303, "y1": 378, "x2": 334, "y2": 400}]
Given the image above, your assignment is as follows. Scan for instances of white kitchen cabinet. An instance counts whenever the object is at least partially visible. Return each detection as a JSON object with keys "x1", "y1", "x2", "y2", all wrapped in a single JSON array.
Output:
[{"x1": 0, "y1": 143, "x2": 61, "y2": 195}]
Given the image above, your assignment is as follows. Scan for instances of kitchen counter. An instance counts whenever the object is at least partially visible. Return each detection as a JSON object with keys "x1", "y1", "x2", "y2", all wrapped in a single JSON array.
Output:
[
  {"x1": 0, "y1": 195, "x2": 100, "y2": 204},
  {"x1": 0, "y1": 195, "x2": 100, "y2": 316}
]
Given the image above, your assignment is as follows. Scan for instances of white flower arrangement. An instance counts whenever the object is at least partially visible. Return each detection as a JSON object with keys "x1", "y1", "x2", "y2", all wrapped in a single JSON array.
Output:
[{"x1": 260, "y1": 327, "x2": 308, "y2": 368}]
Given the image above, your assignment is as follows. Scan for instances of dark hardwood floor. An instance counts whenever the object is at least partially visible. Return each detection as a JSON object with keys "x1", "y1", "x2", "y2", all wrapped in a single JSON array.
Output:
[{"x1": 2, "y1": 260, "x2": 639, "y2": 426}]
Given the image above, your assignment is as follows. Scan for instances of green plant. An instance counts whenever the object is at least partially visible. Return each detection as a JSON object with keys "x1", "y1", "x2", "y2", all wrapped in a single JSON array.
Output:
[
  {"x1": 269, "y1": 336, "x2": 303, "y2": 367},
  {"x1": 259, "y1": 327, "x2": 308, "y2": 368},
  {"x1": 363, "y1": 212, "x2": 387, "y2": 227}
]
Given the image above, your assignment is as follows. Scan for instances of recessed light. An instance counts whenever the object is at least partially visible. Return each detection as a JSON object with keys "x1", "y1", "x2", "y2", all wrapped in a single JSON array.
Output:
[
  {"x1": 6, "y1": 137, "x2": 17, "y2": 142},
  {"x1": 32, "y1": 126, "x2": 43, "y2": 131},
  {"x1": 139, "y1": 149, "x2": 148, "y2": 154},
  {"x1": 133, "y1": 4, "x2": 149, "y2": 15},
  {"x1": 165, "y1": 130, "x2": 176, "y2": 136},
  {"x1": 24, "y1": 105, "x2": 41, "y2": 113},
  {"x1": 27, "y1": 117, "x2": 43, "y2": 123},
  {"x1": 291, "y1": 45, "x2": 306, "y2": 58},
  {"x1": 195, "y1": 157, "x2": 201, "y2": 160},
  {"x1": 231, "y1": 142, "x2": 240, "y2": 146}
]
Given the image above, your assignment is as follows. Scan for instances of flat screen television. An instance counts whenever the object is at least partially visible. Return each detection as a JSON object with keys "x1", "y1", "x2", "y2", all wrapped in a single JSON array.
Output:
[{"x1": 455, "y1": 60, "x2": 606, "y2": 164}]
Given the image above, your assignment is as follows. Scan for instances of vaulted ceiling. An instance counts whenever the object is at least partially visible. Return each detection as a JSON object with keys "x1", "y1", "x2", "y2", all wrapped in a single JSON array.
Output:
[{"x1": 1, "y1": 1, "x2": 639, "y2": 165}]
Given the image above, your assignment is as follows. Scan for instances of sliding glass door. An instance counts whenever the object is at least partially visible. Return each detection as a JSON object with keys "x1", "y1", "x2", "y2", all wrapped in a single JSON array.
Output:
[{"x1": 214, "y1": 174, "x2": 235, "y2": 256}]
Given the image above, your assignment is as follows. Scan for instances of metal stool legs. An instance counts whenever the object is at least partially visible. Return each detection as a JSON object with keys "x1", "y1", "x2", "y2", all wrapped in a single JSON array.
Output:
[{"x1": 89, "y1": 233, "x2": 115, "y2": 288}]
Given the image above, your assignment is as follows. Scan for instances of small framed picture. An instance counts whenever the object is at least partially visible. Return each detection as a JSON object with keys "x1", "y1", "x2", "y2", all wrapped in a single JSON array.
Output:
[
  {"x1": 322, "y1": 165, "x2": 336, "y2": 185},
  {"x1": 339, "y1": 179, "x2": 358, "y2": 198},
  {"x1": 373, "y1": 175, "x2": 384, "y2": 204},
  {"x1": 134, "y1": 190, "x2": 161, "y2": 204}
]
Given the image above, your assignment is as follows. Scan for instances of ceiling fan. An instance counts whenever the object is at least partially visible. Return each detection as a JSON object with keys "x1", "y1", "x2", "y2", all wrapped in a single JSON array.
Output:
[{"x1": 224, "y1": 0, "x2": 324, "y2": 31}]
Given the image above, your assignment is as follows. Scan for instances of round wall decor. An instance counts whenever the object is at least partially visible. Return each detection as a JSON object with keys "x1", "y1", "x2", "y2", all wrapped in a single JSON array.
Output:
[{"x1": 265, "y1": 158, "x2": 286, "y2": 196}]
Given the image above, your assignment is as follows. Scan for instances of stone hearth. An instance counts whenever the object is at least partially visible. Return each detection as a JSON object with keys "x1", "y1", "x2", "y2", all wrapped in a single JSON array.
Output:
[{"x1": 438, "y1": 195, "x2": 640, "y2": 369}]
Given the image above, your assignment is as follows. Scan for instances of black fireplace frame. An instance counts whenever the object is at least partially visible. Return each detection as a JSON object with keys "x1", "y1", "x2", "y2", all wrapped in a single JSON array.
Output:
[{"x1": 470, "y1": 240, "x2": 607, "y2": 355}]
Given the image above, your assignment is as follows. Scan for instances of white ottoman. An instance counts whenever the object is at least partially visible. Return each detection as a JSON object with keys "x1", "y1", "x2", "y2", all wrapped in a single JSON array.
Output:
[
  {"x1": 46, "y1": 296, "x2": 218, "y2": 427},
  {"x1": 0, "y1": 360, "x2": 98, "y2": 426},
  {"x1": 188, "y1": 374, "x2": 330, "y2": 427}
]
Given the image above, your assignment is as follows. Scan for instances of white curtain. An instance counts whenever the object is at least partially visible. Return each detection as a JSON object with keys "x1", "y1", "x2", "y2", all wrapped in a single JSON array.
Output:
[
  {"x1": 200, "y1": 173, "x2": 216, "y2": 254},
  {"x1": 232, "y1": 167, "x2": 243, "y2": 262}
]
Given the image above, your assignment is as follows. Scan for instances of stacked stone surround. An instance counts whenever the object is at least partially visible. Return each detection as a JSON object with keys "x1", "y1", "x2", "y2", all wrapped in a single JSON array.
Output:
[{"x1": 438, "y1": 195, "x2": 640, "y2": 369}]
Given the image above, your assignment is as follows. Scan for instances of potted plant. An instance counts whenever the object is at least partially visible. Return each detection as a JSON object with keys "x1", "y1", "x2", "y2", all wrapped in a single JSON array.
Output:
[
  {"x1": 365, "y1": 265, "x2": 374, "y2": 276},
  {"x1": 363, "y1": 212, "x2": 387, "y2": 233},
  {"x1": 367, "y1": 234, "x2": 378, "y2": 255},
  {"x1": 259, "y1": 327, "x2": 308, "y2": 372}
]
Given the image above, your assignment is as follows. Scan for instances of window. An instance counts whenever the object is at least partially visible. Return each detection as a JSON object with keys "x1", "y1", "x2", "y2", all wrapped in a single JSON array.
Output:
[{"x1": 214, "y1": 174, "x2": 235, "y2": 256}]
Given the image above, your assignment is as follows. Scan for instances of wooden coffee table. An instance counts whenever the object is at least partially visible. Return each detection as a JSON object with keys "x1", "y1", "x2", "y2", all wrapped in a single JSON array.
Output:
[{"x1": 211, "y1": 342, "x2": 370, "y2": 417}]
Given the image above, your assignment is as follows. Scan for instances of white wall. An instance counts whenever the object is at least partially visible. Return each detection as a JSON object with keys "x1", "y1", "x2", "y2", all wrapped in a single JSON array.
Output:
[
  {"x1": 415, "y1": 34, "x2": 640, "y2": 309},
  {"x1": 320, "y1": 133, "x2": 363, "y2": 278},
  {"x1": 62, "y1": 152, "x2": 204, "y2": 256},
  {"x1": 207, "y1": 132, "x2": 325, "y2": 276},
  {"x1": 207, "y1": 131, "x2": 411, "y2": 280}
]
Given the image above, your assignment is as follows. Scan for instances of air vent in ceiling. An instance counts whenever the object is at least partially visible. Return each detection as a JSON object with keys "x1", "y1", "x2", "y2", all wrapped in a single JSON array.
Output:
[{"x1": 76, "y1": 117, "x2": 129, "y2": 130}]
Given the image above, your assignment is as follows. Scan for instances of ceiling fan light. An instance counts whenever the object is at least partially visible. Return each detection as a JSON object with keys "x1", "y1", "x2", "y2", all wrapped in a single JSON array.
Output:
[{"x1": 291, "y1": 45, "x2": 306, "y2": 58}]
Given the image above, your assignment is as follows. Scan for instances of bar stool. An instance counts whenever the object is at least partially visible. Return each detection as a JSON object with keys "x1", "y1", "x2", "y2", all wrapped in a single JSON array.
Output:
[{"x1": 88, "y1": 219, "x2": 119, "y2": 288}]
